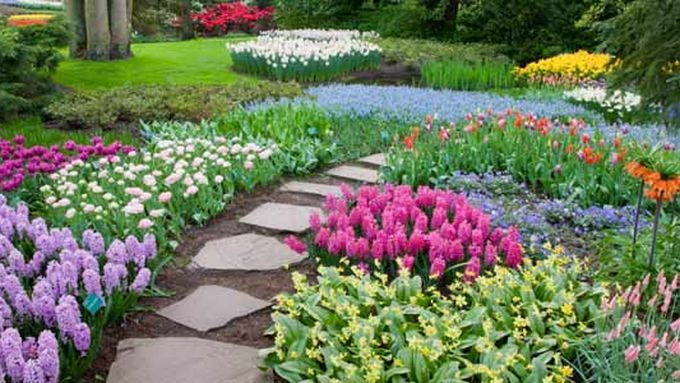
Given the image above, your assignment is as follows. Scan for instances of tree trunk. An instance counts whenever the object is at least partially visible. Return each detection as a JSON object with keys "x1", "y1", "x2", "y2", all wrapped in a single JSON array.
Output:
[
  {"x1": 443, "y1": 0, "x2": 460, "y2": 39},
  {"x1": 179, "y1": 0, "x2": 195, "y2": 40},
  {"x1": 110, "y1": 0, "x2": 130, "y2": 58},
  {"x1": 85, "y1": 0, "x2": 111, "y2": 60},
  {"x1": 65, "y1": 0, "x2": 87, "y2": 57}
]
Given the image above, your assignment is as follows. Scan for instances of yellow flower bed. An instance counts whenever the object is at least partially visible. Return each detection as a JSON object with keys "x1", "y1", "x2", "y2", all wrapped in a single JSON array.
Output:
[
  {"x1": 7, "y1": 14, "x2": 55, "y2": 27},
  {"x1": 516, "y1": 50, "x2": 612, "y2": 86}
]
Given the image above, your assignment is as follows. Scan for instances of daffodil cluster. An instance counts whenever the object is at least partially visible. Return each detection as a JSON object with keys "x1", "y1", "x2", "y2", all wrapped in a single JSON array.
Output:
[
  {"x1": 516, "y1": 51, "x2": 611, "y2": 87},
  {"x1": 230, "y1": 29, "x2": 382, "y2": 82},
  {"x1": 263, "y1": 255, "x2": 603, "y2": 383}
]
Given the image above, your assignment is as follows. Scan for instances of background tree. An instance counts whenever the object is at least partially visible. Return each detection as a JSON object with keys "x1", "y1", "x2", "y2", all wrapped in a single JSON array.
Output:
[
  {"x1": 600, "y1": 0, "x2": 680, "y2": 124},
  {"x1": 417, "y1": 0, "x2": 460, "y2": 39},
  {"x1": 65, "y1": 0, "x2": 133, "y2": 60}
]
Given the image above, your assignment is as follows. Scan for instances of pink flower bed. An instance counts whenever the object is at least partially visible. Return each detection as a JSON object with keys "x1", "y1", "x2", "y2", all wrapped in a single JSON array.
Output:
[
  {"x1": 287, "y1": 184, "x2": 524, "y2": 285},
  {"x1": 0, "y1": 136, "x2": 134, "y2": 192}
]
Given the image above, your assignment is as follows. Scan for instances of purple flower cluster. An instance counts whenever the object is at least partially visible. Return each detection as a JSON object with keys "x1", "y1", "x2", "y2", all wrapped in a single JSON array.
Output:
[
  {"x1": 0, "y1": 195, "x2": 155, "y2": 381},
  {"x1": 441, "y1": 171, "x2": 642, "y2": 253},
  {"x1": 0, "y1": 329, "x2": 59, "y2": 383},
  {"x1": 0, "y1": 135, "x2": 135, "y2": 192}
]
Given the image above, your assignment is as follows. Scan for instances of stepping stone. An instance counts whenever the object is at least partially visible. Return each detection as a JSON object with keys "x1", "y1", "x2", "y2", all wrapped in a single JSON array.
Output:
[
  {"x1": 326, "y1": 165, "x2": 379, "y2": 183},
  {"x1": 279, "y1": 181, "x2": 342, "y2": 197},
  {"x1": 359, "y1": 153, "x2": 386, "y2": 166},
  {"x1": 157, "y1": 285, "x2": 270, "y2": 332},
  {"x1": 239, "y1": 202, "x2": 321, "y2": 233},
  {"x1": 106, "y1": 337, "x2": 267, "y2": 383},
  {"x1": 193, "y1": 233, "x2": 304, "y2": 271}
]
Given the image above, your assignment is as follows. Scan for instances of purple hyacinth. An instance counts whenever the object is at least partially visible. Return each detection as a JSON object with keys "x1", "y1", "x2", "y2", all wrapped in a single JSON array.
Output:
[
  {"x1": 105, "y1": 240, "x2": 127, "y2": 265},
  {"x1": 130, "y1": 268, "x2": 151, "y2": 293},
  {"x1": 142, "y1": 234, "x2": 157, "y2": 260},
  {"x1": 60, "y1": 261, "x2": 79, "y2": 294},
  {"x1": 82, "y1": 269, "x2": 103, "y2": 297},
  {"x1": 103, "y1": 263, "x2": 128, "y2": 294},
  {"x1": 34, "y1": 235, "x2": 57, "y2": 257},
  {"x1": 22, "y1": 358, "x2": 46, "y2": 383},
  {"x1": 2, "y1": 328, "x2": 26, "y2": 381},
  {"x1": 37, "y1": 331, "x2": 59, "y2": 382},
  {"x1": 72, "y1": 323, "x2": 90, "y2": 354},
  {"x1": 55, "y1": 295, "x2": 81, "y2": 339},
  {"x1": 82, "y1": 230, "x2": 105, "y2": 256},
  {"x1": 32, "y1": 280, "x2": 56, "y2": 327}
]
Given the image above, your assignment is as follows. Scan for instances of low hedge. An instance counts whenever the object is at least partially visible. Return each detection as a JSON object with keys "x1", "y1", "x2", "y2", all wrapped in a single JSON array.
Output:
[{"x1": 44, "y1": 81, "x2": 303, "y2": 129}]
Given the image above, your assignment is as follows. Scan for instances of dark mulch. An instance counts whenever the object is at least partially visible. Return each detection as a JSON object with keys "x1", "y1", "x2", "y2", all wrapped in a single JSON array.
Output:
[{"x1": 343, "y1": 62, "x2": 421, "y2": 86}]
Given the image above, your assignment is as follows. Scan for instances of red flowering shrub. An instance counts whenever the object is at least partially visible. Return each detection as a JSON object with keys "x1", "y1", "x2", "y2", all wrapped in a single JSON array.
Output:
[{"x1": 191, "y1": 1, "x2": 274, "y2": 36}]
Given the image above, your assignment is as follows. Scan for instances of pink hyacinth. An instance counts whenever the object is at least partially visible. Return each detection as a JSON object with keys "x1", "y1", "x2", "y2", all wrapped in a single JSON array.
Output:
[
  {"x1": 624, "y1": 345, "x2": 640, "y2": 364},
  {"x1": 298, "y1": 184, "x2": 523, "y2": 287},
  {"x1": 283, "y1": 236, "x2": 307, "y2": 254}
]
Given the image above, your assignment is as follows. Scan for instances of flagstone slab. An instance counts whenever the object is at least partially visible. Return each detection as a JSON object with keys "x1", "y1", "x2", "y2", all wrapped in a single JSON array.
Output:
[
  {"x1": 158, "y1": 285, "x2": 270, "y2": 332},
  {"x1": 239, "y1": 202, "x2": 322, "y2": 232},
  {"x1": 359, "y1": 153, "x2": 386, "y2": 166},
  {"x1": 325, "y1": 165, "x2": 379, "y2": 183},
  {"x1": 106, "y1": 337, "x2": 267, "y2": 383},
  {"x1": 279, "y1": 181, "x2": 342, "y2": 197},
  {"x1": 193, "y1": 233, "x2": 304, "y2": 271}
]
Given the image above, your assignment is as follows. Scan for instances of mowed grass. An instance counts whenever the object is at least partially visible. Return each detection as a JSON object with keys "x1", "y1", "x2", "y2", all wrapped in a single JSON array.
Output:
[{"x1": 54, "y1": 37, "x2": 256, "y2": 90}]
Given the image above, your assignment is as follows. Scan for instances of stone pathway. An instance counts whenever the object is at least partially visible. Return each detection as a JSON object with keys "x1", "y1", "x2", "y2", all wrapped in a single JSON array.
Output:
[{"x1": 106, "y1": 155, "x2": 385, "y2": 383}]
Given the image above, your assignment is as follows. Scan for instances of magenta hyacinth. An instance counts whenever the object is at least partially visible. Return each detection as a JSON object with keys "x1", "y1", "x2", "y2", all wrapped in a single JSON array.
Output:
[
  {"x1": 288, "y1": 184, "x2": 524, "y2": 284},
  {"x1": 0, "y1": 135, "x2": 135, "y2": 192}
]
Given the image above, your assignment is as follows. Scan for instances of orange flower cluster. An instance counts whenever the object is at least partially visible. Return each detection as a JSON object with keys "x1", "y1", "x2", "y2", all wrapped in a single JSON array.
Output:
[
  {"x1": 7, "y1": 14, "x2": 55, "y2": 27},
  {"x1": 626, "y1": 162, "x2": 680, "y2": 202},
  {"x1": 403, "y1": 127, "x2": 420, "y2": 150},
  {"x1": 583, "y1": 147, "x2": 602, "y2": 165}
]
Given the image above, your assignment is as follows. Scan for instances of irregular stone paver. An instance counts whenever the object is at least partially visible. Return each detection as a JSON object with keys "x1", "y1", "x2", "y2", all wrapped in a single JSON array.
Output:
[
  {"x1": 158, "y1": 285, "x2": 270, "y2": 332},
  {"x1": 279, "y1": 181, "x2": 342, "y2": 197},
  {"x1": 239, "y1": 202, "x2": 322, "y2": 232},
  {"x1": 325, "y1": 165, "x2": 379, "y2": 183},
  {"x1": 106, "y1": 337, "x2": 267, "y2": 383},
  {"x1": 359, "y1": 153, "x2": 386, "y2": 166},
  {"x1": 193, "y1": 233, "x2": 304, "y2": 271}
]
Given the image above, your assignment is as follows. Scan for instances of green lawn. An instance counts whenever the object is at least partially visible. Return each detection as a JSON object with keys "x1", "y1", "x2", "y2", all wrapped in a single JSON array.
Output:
[
  {"x1": 54, "y1": 37, "x2": 256, "y2": 90},
  {"x1": 1, "y1": 117, "x2": 137, "y2": 147}
]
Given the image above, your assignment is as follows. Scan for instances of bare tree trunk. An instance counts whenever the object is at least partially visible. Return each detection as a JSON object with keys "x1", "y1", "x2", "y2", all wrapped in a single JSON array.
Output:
[
  {"x1": 110, "y1": 0, "x2": 130, "y2": 58},
  {"x1": 179, "y1": 0, "x2": 195, "y2": 40},
  {"x1": 443, "y1": 0, "x2": 460, "y2": 39},
  {"x1": 85, "y1": 0, "x2": 111, "y2": 60},
  {"x1": 65, "y1": 0, "x2": 87, "y2": 57},
  {"x1": 126, "y1": 0, "x2": 133, "y2": 54}
]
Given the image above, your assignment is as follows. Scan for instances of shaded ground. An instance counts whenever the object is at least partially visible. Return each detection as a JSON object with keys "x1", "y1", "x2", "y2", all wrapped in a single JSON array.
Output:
[{"x1": 343, "y1": 62, "x2": 421, "y2": 86}]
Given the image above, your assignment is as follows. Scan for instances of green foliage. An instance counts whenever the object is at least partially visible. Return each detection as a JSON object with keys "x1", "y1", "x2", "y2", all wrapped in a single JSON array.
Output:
[
  {"x1": 376, "y1": 37, "x2": 510, "y2": 69},
  {"x1": 594, "y1": 215, "x2": 680, "y2": 287},
  {"x1": 421, "y1": 60, "x2": 516, "y2": 91},
  {"x1": 0, "y1": 16, "x2": 68, "y2": 120},
  {"x1": 600, "y1": 0, "x2": 680, "y2": 112},
  {"x1": 273, "y1": 0, "x2": 363, "y2": 29},
  {"x1": 263, "y1": 257, "x2": 603, "y2": 382},
  {"x1": 44, "y1": 81, "x2": 302, "y2": 129},
  {"x1": 456, "y1": 0, "x2": 599, "y2": 64},
  {"x1": 0, "y1": 115, "x2": 137, "y2": 147},
  {"x1": 357, "y1": 1, "x2": 428, "y2": 39}
]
